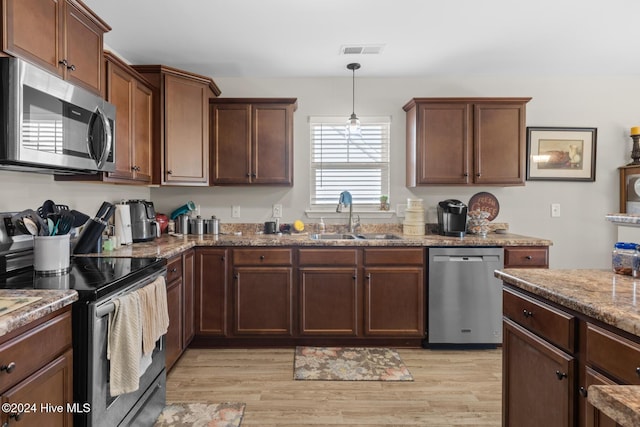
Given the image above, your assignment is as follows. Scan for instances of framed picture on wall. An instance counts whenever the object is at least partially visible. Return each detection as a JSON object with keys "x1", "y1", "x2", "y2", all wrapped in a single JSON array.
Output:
[{"x1": 526, "y1": 127, "x2": 597, "y2": 181}]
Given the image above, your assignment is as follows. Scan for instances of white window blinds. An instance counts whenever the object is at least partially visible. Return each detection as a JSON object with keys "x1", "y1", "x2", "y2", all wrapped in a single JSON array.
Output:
[{"x1": 310, "y1": 116, "x2": 390, "y2": 207}]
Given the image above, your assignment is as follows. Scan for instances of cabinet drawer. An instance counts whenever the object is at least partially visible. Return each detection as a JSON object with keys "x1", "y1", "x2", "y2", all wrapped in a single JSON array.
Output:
[
  {"x1": 503, "y1": 288, "x2": 575, "y2": 353},
  {"x1": 233, "y1": 248, "x2": 292, "y2": 265},
  {"x1": 364, "y1": 248, "x2": 424, "y2": 265},
  {"x1": 504, "y1": 246, "x2": 549, "y2": 268},
  {"x1": 298, "y1": 249, "x2": 357, "y2": 266},
  {"x1": 0, "y1": 310, "x2": 72, "y2": 392},
  {"x1": 586, "y1": 323, "x2": 640, "y2": 385},
  {"x1": 166, "y1": 255, "x2": 183, "y2": 283}
]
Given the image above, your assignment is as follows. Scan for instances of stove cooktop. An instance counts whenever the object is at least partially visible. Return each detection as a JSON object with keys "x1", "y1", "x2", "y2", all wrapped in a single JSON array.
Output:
[{"x1": 0, "y1": 256, "x2": 166, "y2": 302}]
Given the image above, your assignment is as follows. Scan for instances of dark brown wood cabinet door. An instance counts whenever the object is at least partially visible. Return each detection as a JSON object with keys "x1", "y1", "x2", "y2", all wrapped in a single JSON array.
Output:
[
  {"x1": 165, "y1": 278, "x2": 183, "y2": 371},
  {"x1": 133, "y1": 80, "x2": 153, "y2": 182},
  {"x1": 164, "y1": 74, "x2": 209, "y2": 184},
  {"x1": 195, "y1": 248, "x2": 228, "y2": 336},
  {"x1": 583, "y1": 367, "x2": 620, "y2": 427},
  {"x1": 1, "y1": 350, "x2": 73, "y2": 427},
  {"x1": 182, "y1": 249, "x2": 195, "y2": 347},
  {"x1": 3, "y1": 0, "x2": 64, "y2": 78},
  {"x1": 233, "y1": 267, "x2": 293, "y2": 335},
  {"x1": 105, "y1": 59, "x2": 134, "y2": 180},
  {"x1": 211, "y1": 103, "x2": 251, "y2": 184},
  {"x1": 415, "y1": 103, "x2": 471, "y2": 184},
  {"x1": 63, "y1": 0, "x2": 104, "y2": 94},
  {"x1": 299, "y1": 268, "x2": 358, "y2": 336},
  {"x1": 473, "y1": 102, "x2": 526, "y2": 185},
  {"x1": 503, "y1": 318, "x2": 575, "y2": 427},
  {"x1": 364, "y1": 267, "x2": 424, "y2": 336},
  {"x1": 252, "y1": 103, "x2": 294, "y2": 185}
]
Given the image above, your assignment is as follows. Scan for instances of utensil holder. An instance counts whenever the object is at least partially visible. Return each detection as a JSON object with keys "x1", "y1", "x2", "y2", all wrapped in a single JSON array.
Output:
[{"x1": 34, "y1": 234, "x2": 70, "y2": 275}]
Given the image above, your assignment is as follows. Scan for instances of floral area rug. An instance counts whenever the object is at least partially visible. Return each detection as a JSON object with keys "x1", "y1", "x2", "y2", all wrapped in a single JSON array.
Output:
[
  {"x1": 294, "y1": 346, "x2": 413, "y2": 381},
  {"x1": 154, "y1": 402, "x2": 245, "y2": 427}
]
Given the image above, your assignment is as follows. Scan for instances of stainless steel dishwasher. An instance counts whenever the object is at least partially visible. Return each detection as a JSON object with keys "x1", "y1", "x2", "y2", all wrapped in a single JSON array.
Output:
[{"x1": 428, "y1": 247, "x2": 503, "y2": 346}]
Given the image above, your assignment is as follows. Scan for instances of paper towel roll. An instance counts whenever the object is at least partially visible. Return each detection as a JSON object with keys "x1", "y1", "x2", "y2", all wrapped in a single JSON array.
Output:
[{"x1": 114, "y1": 204, "x2": 133, "y2": 245}]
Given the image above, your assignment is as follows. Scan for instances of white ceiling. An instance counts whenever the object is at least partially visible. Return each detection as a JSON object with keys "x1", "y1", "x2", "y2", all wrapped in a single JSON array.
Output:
[{"x1": 83, "y1": 0, "x2": 640, "y2": 79}]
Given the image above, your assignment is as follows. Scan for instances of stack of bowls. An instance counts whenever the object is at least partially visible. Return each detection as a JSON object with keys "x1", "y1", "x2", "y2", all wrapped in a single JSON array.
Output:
[{"x1": 403, "y1": 198, "x2": 425, "y2": 236}]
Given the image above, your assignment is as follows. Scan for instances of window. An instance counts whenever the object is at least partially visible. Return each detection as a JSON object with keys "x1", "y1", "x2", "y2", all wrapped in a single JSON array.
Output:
[{"x1": 309, "y1": 116, "x2": 390, "y2": 209}]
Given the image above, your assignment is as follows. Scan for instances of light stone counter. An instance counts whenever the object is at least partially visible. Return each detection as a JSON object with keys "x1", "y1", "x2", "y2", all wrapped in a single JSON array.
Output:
[
  {"x1": 92, "y1": 231, "x2": 552, "y2": 260},
  {"x1": 0, "y1": 289, "x2": 77, "y2": 337},
  {"x1": 588, "y1": 385, "x2": 640, "y2": 427}
]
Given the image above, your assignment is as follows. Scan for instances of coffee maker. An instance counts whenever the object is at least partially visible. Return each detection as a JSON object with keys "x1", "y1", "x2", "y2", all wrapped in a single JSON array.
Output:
[
  {"x1": 126, "y1": 200, "x2": 158, "y2": 242},
  {"x1": 437, "y1": 199, "x2": 468, "y2": 237}
]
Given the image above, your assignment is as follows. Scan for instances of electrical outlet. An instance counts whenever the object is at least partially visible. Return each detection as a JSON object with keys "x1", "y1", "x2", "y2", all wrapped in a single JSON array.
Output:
[
  {"x1": 551, "y1": 203, "x2": 561, "y2": 218},
  {"x1": 273, "y1": 204, "x2": 282, "y2": 218},
  {"x1": 232, "y1": 205, "x2": 241, "y2": 218}
]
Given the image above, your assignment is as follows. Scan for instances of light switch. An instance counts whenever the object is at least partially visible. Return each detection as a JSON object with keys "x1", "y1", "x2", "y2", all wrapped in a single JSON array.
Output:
[
  {"x1": 551, "y1": 203, "x2": 561, "y2": 218},
  {"x1": 232, "y1": 205, "x2": 241, "y2": 218}
]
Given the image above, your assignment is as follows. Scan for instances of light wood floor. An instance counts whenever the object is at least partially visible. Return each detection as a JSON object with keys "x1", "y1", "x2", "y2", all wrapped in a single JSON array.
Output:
[{"x1": 166, "y1": 347, "x2": 502, "y2": 426}]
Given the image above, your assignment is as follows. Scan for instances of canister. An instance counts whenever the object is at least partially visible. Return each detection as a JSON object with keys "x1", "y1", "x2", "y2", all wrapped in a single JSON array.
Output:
[
  {"x1": 205, "y1": 216, "x2": 219, "y2": 235},
  {"x1": 190, "y1": 216, "x2": 204, "y2": 235},
  {"x1": 175, "y1": 214, "x2": 189, "y2": 234}
]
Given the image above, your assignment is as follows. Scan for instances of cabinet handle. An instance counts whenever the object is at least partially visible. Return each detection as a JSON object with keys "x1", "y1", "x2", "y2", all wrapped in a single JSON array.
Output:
[
  {"x1": 233, "y1": 274, "x2": 238, "y2": 280},
  {"x1": 260, "y1": 255, "x2": 265, "y2": 260},
  {"x1": 246, "y1": 173, "x2": 251, "y2": 177},
  {"x1": 525, "y1": 255, "x2": 533, "y2": 260},
  {"x1": 9, "y1": 412, "x2": 23, "y2": 421},
  {"x1": 58, "y1": 59, "x2": 69, "y2": 67},
  {"x1": 463, "y1": 172, "x2": 469, "y2": 177},
  {"x1": 1, "y1": 362, "x2": 16, "y2": 373},
  {"x1": 579, "y1": 386, "x2": 588, "y2": 398},
  {"x1": 221, "y1": 256, "x2": 225, "y2": 261},
  {"x1": 170, "y1": 268, "x2": 178, "y2": 273},
  {"x1": 366, "y1": 274, "x2": 371, "y2": 280},
  {"x1": 522, "y1": 309, "x2": 533, "y2": 318},
  {"x1": 476, "y1": 173, "x2": 481, "y2": 177},
  {"x1": 167, "y1": 170, "x2": 173, "y2": 175},
  {"x1": 67, "y1": 64, "x2": 76, "y2": 71},
  {"x1": 251, "y1": 173, "x2": 257, "y2": 178},
  {"x1": 636, "y1": 367, "x2": 640, "y2": 377},
  {"x1": 555, "y1": 371, "x2": 567, "y2": 380},
  {"x1": 352, "y1": 275, "x2": 357, "y2": 280}
]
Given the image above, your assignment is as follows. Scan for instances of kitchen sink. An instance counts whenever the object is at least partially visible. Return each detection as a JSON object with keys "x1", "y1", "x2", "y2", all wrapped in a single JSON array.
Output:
[
  {"x1": 309, "y1": 233, "x2": 402, "y2": 240},
  {"x1": 309, "y1": 233, "x2": 358, "y2": 240},
  {"x1": 356, "y1": 233, "x2": 402, "y2": 240}
]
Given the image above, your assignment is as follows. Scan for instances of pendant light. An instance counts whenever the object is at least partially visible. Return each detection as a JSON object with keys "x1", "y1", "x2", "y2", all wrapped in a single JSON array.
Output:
[{"x1": 346, "y1": 63, "x2": 361, "y2": 136}]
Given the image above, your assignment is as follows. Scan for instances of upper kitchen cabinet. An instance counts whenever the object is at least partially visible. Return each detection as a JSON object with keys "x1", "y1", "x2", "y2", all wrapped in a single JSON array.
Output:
[
  {"x1": 404, "y1": 97, "x2": 531, "y2": 186},
  {"x1": 210, "y1": 98, "x2": 297, "y2": 186},
  {"x1": 133, "y1": 64, "x2": 221, "y2": 186},
  {"x1": 2, "y1": 0, "x2": 110, "y2": 95},
  {"x1": 104, "y1": 52, "x2": 153, "y2": 183}
]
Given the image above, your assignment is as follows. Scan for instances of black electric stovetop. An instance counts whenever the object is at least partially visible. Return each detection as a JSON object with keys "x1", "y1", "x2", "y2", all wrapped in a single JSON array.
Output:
[{"x1": 0, "y1": 256, "x2": 166, "y2": 302}]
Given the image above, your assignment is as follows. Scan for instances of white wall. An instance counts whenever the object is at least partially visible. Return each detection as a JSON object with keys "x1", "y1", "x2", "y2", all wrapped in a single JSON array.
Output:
[{"x1": 0, "y1": 74, "x2": 632, "y2": 269}]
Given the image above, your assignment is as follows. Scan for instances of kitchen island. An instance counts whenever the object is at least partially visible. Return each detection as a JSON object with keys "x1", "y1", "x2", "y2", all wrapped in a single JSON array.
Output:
[{"x1": 496, "y1": 268, "x2": 640, "y2": 427}]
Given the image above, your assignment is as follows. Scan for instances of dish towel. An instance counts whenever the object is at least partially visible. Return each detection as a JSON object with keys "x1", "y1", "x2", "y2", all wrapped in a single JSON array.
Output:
[
  {"x1": 139, "y1": 275, "x2": 170, "y2": 355},
  {"x1": 107, "y1": 291, "x2": 142, "y2": 396}
]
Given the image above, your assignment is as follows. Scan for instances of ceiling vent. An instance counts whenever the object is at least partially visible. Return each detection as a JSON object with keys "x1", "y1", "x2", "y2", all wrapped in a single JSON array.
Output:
[{"x1": 340, "y1": 44, "x2": 385, "y2": 55}]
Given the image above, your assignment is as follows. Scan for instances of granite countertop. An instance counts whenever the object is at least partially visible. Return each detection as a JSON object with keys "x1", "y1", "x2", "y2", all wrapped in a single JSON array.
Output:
[
  {"x1": 495, "y1": 268, "x2": 640, "y2": 426},
  {"x1": 93, "y1": 231, "x2": 552, "y2": 260},
  {"x1": 0, "y1": 290, "x2": 77, "y2": 338}
]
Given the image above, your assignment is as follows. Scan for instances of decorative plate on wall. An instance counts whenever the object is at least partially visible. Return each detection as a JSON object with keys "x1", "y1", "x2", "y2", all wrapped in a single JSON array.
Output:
[{"x1": 468, "y1": 192, "x2": 500, "y2": 221}]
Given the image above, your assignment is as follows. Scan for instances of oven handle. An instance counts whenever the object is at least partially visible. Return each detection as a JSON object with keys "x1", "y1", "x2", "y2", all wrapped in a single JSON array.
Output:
[{"x1": 94, "y1": 267, "x2": 167, "y2": 318}]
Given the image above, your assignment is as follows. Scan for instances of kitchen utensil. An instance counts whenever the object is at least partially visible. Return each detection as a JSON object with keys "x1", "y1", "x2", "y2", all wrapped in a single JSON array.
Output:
[
  {"x1": 56, "y1": 211, "x2": 74, "y2": 236},
  {"x1": 264, "y1": 221, "x2": 277, "y2": 234},
  {"x1": 12, "y1": 209, "x2": 47, "y2": 236},
  {"x1": 37, "y1": 199, "x2": 56, "y2": 219}
]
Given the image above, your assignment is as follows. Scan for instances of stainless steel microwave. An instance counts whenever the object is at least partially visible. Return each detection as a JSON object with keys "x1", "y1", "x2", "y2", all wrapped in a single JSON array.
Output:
[{"x1": 0, "y1": 57, "x2": 115, "y2": 174}]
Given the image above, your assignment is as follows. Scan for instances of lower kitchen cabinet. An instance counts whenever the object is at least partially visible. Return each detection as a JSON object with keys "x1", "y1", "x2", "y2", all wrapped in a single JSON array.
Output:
[
  {"x1": 195, "y1": 248, "x2": 228, "y2": 336},
  {"x1": 503, "y1": 284, "x2": 636, "y2": 427},
  {"x1": 504, "y1": 245, "x2": 549, "y2": 268},
  {"x1": 0, "y1": 308, "x2": 73, "y2": 427},
  {"x1": 232, "y1": 248, "x2": 293, "y2": 336},
  {"x1": 503, "y1": 318, "x2": 575, "y2": 427},
  {"x1": 298, "y1": 248, "x2": 359, "y2": 336},
  {"x1": 165, "y1": 249, "x2": 195, "y2": 371},
  {"x1": 363, "y1": 248, "x2": 425, "y2": 337}
]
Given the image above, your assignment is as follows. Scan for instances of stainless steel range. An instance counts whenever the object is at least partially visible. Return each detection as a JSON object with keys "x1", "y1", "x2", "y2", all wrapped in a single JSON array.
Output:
[{"x1": 0, "y1": 212, "x2": 167, "y2": 426}]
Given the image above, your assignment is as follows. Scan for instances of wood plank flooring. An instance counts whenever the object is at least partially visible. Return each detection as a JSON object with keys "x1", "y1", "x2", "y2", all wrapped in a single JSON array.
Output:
[{"x1": 166, "y1": 348, "x2": 502, "y2": 426}]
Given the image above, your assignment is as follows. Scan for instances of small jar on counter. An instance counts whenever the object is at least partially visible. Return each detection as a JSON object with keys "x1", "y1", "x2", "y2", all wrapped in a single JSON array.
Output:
[{"x1": 612, "y1": 242, "x2": 640, "y2": 276}]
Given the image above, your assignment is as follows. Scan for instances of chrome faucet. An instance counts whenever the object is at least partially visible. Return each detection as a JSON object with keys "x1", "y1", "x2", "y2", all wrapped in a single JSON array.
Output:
[{"x1": 336, "y1": 191, "x2": 360, "y2": 233}]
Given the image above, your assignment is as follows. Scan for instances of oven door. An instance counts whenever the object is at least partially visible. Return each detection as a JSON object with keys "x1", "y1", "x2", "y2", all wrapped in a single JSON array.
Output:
[{"x1": 73, "y1": 271, "x2": 167, "y2": 427}]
